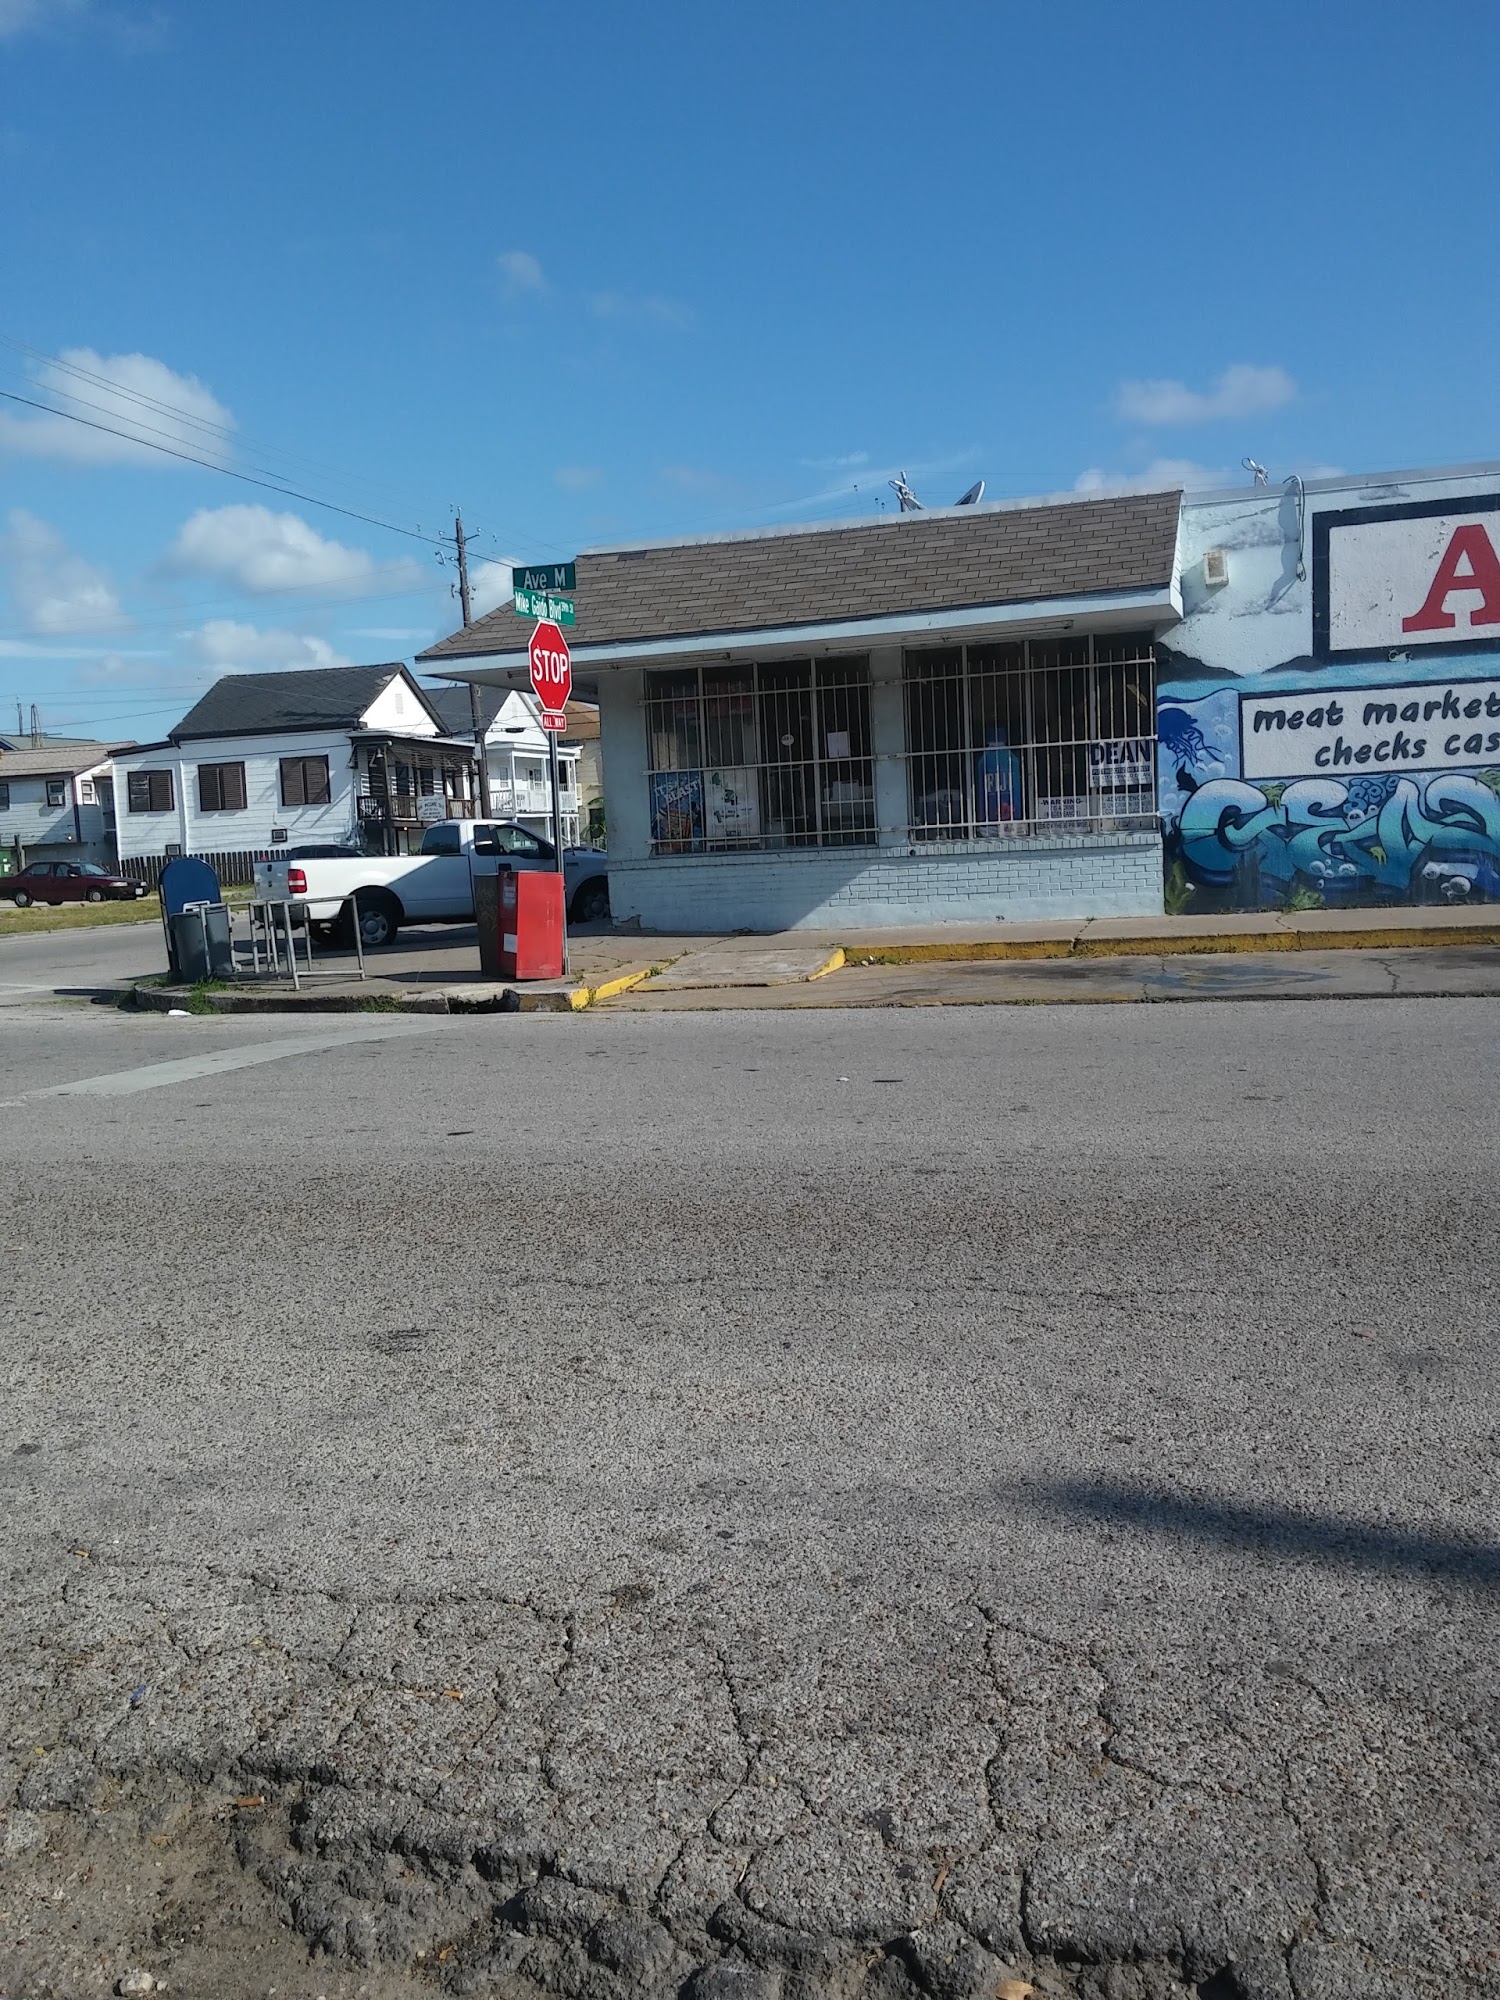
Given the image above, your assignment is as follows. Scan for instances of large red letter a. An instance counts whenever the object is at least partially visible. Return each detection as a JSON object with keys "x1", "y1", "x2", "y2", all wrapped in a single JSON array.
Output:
[{"x1": 1402, "y1": 523, "x2": 1500, "y2": 633}]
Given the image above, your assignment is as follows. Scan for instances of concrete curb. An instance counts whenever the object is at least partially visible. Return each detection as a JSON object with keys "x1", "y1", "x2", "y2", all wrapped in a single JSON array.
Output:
[
  {"x1": 844, "y1": 924, "x2": 1500, "y2": 966},
  {"x1": 129, "y1": 963, "x2": 660, "y2": 1017}
]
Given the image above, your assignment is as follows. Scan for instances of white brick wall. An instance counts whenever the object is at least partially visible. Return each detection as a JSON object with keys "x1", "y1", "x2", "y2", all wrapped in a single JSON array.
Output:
[{"x1": 608, "y1": 833, "x2": 1163, "y2": 932}]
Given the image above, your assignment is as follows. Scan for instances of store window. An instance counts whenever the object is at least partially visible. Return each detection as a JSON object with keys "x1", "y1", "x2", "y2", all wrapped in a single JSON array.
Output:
[
  {"x1": 644, "y1": 658, "x2": 874, "y2": 853},
  {"x1": 197, "y1": 762, "x2": 247, "y2": 813},
  {"x1": 903, "y1": 634, "x2": 1156, "y2": 838},
  {"x1": 127, "y1": 770, "x2": 175, "y2": 813},
  {"x1": 280, "y1": 755, "x2": 331, "y2": 807}
]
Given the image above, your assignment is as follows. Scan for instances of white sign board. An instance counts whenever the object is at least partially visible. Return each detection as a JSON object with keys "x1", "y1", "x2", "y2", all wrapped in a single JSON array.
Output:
[
  {"x1": 1241, "y1": 675, "x2": 1500, "y2": 780},
  {"x1": 1088, "y1": 737, "x2": 1153, "y2": 787},
  {"x1": 417, "y1": 796, "x2": 447, "y2": 824},
  {"x1": 1315, "y1": 495, "x2": 1500, "y2": 662}
]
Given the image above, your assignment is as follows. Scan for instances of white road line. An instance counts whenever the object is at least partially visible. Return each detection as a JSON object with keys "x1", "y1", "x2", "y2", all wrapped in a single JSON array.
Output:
[{"x1": 19, "y1": 1022, "x2": 444, "y2": 1100}]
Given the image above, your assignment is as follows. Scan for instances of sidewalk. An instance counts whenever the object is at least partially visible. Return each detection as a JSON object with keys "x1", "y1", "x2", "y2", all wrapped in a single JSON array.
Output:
[{"x1": 122, "y1": 900, "x2": 1500, "y2": 1014}]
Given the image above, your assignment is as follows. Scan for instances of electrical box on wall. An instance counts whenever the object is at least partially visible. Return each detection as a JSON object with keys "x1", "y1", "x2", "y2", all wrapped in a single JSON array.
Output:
[{"x1": 1203, "y1": 549, "x2": 1229, "y2": 588}]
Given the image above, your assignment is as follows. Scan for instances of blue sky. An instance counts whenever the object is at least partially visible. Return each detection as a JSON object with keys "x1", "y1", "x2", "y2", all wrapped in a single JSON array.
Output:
[{"x1": 1, "y1": 0, "x2": 1497, "y2": 743}]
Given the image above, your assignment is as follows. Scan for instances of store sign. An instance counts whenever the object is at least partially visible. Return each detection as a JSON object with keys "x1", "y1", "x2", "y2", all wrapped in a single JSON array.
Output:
[
  {"x1": 1241, "y1": 674, "x2": 1500, "y2": 780},
  {"x1": 1314, "y1": 493, "x2": 1500, "y2": 662},
  {"x1": 1088, "y1": 738, "x2": 1153, "y2": 786},
  {"x1": 417, "y1": 796, "x2": 447, "y2": 823}
]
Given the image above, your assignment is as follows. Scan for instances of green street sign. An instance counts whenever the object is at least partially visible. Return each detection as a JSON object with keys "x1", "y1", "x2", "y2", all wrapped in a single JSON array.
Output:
[
  {"x1": 514, "y1": 586, "x2": 576, "y2": 626},
  {"x1": 513, "y1": 562, "x2": 575, "y2": 594}
]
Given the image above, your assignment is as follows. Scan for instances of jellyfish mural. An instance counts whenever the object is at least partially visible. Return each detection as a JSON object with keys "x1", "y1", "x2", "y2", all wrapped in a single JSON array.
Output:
[{"x1": 1157, "y1": 704, "x2": 1223, "y2": 793}]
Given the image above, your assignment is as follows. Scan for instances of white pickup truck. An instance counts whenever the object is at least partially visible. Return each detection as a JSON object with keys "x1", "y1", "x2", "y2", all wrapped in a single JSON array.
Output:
[{"x1": 254, "y1": 820, "x2": 610, "y2": 949}]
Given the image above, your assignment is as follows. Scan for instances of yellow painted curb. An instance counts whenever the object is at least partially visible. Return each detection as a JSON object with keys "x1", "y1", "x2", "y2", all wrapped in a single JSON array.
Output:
[
  {"x1": 841, "y1": 926, "x2": 1500, "y2": 967},
  {"x1": 1072, "y1": 931, "x2": 1298, "y2": 958},
  {"x1": 845, "y1": 939, "x2": 1073, "y2": 965},
  {"x1": 586, "y1": 965, "x2": 655, "y2": 1004},
  {"x1": 805, "y1": 947, "x2": 847, "y2": 981}
]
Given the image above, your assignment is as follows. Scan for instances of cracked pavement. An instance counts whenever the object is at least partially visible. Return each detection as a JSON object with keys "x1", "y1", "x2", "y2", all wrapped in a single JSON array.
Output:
[{"x1": 1, "y1": 1000, "x2": 1497, "y2": 1999}]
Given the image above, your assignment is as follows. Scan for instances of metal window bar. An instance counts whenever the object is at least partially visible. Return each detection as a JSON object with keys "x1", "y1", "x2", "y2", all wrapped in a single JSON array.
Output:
[
  {"x1": 644, "y1": 658, "x2": 875, "y2": 854},
  {"x1": 903, "y1": 635, "x2": 1157, "y2": 842}
]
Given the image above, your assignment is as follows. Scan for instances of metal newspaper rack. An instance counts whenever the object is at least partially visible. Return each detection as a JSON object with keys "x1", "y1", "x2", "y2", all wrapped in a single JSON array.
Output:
[{"x1": 242, "y1": 897, "x2": 366, "y2": 990}]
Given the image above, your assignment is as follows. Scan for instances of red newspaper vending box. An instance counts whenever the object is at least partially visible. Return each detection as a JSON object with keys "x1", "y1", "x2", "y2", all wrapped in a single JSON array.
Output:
[{"x1": 498, "y1": 868, "x2": 565, "y2": 980}]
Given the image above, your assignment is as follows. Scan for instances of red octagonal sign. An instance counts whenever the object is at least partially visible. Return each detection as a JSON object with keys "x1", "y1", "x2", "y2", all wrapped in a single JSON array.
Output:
[{"x1": 528, "y1": 620, "x2": 571, "y2": 715}]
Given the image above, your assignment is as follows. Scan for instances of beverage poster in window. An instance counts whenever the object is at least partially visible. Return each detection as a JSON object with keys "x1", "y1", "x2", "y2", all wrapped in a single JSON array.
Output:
[
  {"x1": 974, "y1": 729, "x2": 1023, "y2": 826},
  {"x1": 650, "y1": 771, "x2": 704, "y2": 851},
  {"x1": 707, "y1": 767, "x2": 759, "y2": 844}
]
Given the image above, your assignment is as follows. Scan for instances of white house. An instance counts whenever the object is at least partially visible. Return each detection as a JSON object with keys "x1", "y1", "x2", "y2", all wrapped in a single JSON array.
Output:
[
  {"x1": 112, "y1": 663, "x2": 484, "y2": 880},
  {"x1": 422, "y1": 683, "x2": 584, "y2": 846},
  {"x1": 0, "y1": 738, "x2": 128, "y2": 872}
]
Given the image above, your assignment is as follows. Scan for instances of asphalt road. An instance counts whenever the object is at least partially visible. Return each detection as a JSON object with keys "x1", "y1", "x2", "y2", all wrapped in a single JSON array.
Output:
[
  {"x1": 1, "y1": 1001, "x2": 1497, "y2": 2000},
  {"x1": 0, "y1": 918, "x2": 166, "y2": 1005}
]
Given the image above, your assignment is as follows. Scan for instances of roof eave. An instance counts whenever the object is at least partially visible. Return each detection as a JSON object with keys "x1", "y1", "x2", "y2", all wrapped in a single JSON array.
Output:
[{"x1": 427, "y1": 582, "x2": 1182, "y2": 696}]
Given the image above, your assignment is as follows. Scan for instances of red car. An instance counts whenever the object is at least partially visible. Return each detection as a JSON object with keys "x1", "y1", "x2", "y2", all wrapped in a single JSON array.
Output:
[{"x1": 3, "y1": 860, "x2": 149, "y2": 906}]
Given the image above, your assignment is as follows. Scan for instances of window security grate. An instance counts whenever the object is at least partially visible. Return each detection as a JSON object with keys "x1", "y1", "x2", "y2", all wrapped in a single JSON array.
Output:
[
  {"x1": 644, "y1": 659, "x2": 874, "y2": 853},
  {"x1": 902, "y1": 634, "x2": 1157, "y2": 841}
]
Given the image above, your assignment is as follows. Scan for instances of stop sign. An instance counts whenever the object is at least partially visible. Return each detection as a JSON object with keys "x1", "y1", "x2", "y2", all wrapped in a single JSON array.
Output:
[{"x1": 528, "y1": 620, "x2": 571, "y2": 714}]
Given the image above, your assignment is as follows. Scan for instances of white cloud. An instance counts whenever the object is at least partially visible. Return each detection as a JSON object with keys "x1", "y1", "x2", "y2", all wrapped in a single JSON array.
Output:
[
  {"x1": 554, "y1": 465, "x2": 604, "y2": 491},
  {"x1": 1115, "y1": 364, "x2": 1297, "y2": 427},
  {"x1": 0, "y1": 347, "x2": 234, "y2": 465},
  {"x1": 589, "y1": 290, "x2": 693, "y2": 331},
  {"x1": 184, "y1": 619, "x2": 349, "y2": 674},
  {"x1": 1, "y1": 508, "x2": 123, "y2": 633},
  {"x1": 660, "y1": 464, "x2": 732, "y2": 494},
  {"x1": 498, "y1": 250, "x2": 547, "y2": 296},
  {"x1": 0, "y1": 0, "x2": 85, "y2": 36},
  {"x1": 166, "y1": 503, "x2": 375, "y2": 594},
  {"x1": 802, "y1": 451, "x2": 870, "y2": 472},
  {"x1": 469, "y1": 559, "x2": 515, "y2": 619},
  {"x1": 1073, "y1": 459, "x2": 1233, "y2": 497}
]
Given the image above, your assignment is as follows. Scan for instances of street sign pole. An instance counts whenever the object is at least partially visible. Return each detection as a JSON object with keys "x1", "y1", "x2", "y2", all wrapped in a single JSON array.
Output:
[
  {"x1": 548, "y1": 729, "x2": 568, "y2": 978},
  {"x1": 528, "y1": 618, "x2": 574, "y2": 977}
]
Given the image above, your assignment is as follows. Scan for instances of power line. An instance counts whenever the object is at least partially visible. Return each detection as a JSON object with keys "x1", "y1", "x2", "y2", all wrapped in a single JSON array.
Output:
[
  {"x1": 0, "y1": 336, "x2": 579, "y2": 562},
  {"x1": 0, "y1": 386, "x2": 457, "y2": 548},
  {"x1": 0, "y1": 334, "x2": 446, "y2": 518}
]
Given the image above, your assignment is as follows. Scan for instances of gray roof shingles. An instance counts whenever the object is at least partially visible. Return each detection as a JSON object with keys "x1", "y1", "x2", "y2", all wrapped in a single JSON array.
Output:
[
  {"x1": 168, "y1": 664, "x2": 424, "y2": 741},
  {"x1": 416, "y1": 491, "x2": 1182, "y2": 662}
]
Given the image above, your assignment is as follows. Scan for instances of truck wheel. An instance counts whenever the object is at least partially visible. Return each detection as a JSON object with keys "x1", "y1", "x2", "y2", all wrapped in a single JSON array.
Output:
[
  {"x1": 353, "y1": 889, "x2": 400, "y2": 949},
  {"x1": 571, "y1": 878, "x2": 610, "y2": 923}
]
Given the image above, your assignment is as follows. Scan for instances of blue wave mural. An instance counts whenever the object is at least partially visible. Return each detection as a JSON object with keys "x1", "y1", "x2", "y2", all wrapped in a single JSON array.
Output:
[{"x1": 1159, "y1": 660, "x2": 1500, "y2": 911}]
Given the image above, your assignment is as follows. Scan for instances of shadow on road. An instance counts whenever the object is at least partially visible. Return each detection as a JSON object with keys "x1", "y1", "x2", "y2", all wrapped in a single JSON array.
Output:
[{"x1": 1017, "y1": 1478, "x2": 1500, "y2": 1593}]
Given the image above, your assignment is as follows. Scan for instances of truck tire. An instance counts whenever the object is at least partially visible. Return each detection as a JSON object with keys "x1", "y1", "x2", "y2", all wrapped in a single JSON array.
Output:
[
  {"x1": 571, "y1": 877, "x2": 610, "y2": 923},
  {"x1": 352, "y1": 888, "x2": 401, "y2": 949}
]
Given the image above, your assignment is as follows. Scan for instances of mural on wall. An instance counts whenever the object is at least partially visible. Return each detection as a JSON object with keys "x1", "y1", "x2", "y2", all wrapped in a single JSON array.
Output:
[{"x1": 1159, "y1": 661, "x2": 1500, "y2": 912}]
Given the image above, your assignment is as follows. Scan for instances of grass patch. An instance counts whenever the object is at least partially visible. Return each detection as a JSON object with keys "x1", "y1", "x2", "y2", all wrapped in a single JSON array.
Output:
[{"x1": 0, "y1": 898, "x2": 160, "y2": 937}]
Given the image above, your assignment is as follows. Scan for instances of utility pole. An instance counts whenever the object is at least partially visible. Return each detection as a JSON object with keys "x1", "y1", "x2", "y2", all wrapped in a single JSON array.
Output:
[{"x1": 454, "y1": 513, "x2": 490, "y2": 817}]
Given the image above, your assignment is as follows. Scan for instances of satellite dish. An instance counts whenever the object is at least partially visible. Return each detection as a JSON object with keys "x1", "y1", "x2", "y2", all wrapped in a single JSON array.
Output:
[{"x1": 954, "y1": 480, "x2": 985, "y2": 506}]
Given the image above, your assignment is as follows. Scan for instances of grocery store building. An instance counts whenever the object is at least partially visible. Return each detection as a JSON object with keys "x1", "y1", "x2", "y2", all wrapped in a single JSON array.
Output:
[
  {"x1": 421, "y1": 461, "x2": 1500, "y2": 929},
  {"x1": 419, "y1": 491, "x2": 1181, "y2": 930}
]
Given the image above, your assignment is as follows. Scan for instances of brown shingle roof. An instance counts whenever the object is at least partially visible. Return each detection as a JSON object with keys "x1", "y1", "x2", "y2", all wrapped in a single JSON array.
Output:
[
  {"x1": 0, "y1": 739, "x2": 131, "y2": 776},
  {"x1": 418, "y1": 491, "x2": 1182, "y2": 662}
]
